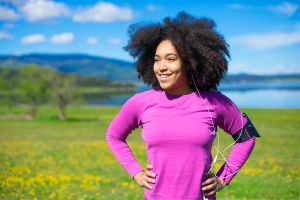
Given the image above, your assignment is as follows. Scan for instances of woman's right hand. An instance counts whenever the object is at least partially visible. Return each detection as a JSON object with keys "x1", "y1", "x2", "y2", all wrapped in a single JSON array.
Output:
[{"x1": 133, "y1": 164, "x2": 156, "y2": 190}]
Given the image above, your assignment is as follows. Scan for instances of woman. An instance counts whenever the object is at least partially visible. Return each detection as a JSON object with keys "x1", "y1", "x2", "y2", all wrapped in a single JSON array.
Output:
[{"x1": 106, "y1": 12, "x2": 258, "y2": 200}]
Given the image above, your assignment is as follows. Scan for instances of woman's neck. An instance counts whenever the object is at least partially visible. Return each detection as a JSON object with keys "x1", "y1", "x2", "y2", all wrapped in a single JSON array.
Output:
[{"x1": 164, "y1": 86, "x2": 193, "y2": 96}]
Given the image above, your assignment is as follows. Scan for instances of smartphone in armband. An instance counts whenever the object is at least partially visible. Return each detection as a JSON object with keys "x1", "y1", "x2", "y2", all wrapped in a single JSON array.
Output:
[{"x1": 232, "y1": 113, "x2": 261, "y2": 143}]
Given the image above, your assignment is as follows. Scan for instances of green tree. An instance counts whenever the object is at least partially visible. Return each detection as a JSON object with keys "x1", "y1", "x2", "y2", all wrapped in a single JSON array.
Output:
[
  {"x1": 0, "y1": 68, "x2": 20, "y2": 108},
  {"x1": 19, "y1": 65, "x2": 51, "y2": 119},
  {"x1": 49, "y1": 72, "x2": 81, "y2": 120}
]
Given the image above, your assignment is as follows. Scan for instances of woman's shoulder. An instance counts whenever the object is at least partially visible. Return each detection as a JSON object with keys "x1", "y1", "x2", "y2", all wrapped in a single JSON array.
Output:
[
  {"x1": 201, "y1": 90, "x2": 229, "y2": 101},
  {"x1": 199, "y1": 90, "x2": 235, "y2": 108},
  {"x1": 132, "y1": 88, "x2": 162, "y2": 99},
  {"x1": 122, "y1": 89, "x2": 161, "y2": 114},
  {"x1": 125, "y1": 89, "x2": 161, "y2": 105}
]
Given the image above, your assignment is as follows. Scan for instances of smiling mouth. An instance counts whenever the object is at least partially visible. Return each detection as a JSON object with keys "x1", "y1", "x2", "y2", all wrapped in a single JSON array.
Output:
[{"x1": 159, "y1": 74, "x2": 172, "y2": 80}]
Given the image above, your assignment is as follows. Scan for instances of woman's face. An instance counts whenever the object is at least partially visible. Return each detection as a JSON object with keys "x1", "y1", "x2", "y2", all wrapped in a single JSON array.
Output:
[{"x1": 154, "y1": 39, "x2": 191, "y2": 95}]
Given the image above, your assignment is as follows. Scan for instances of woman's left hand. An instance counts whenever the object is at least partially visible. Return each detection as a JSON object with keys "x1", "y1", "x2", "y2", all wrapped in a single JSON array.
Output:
[{"x1": 201, "y1": 172, "x2": 226, "y2": 197}]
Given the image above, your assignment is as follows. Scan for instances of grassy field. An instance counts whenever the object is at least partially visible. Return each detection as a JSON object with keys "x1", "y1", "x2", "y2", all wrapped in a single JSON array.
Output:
[{"x1": 0, "y1": 105, "x2": 299, "y2": 199}]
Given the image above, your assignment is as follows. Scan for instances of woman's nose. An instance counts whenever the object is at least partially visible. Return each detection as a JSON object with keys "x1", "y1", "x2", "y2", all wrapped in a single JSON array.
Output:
[{"x1": 159, "y1": 60, "x2": 167, "y2": 71}]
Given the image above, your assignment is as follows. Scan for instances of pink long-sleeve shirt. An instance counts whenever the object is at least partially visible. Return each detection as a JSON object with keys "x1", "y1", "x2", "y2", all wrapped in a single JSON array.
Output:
[{"x1": 106, "y1": 89, "x2": 256, "y2": 200}]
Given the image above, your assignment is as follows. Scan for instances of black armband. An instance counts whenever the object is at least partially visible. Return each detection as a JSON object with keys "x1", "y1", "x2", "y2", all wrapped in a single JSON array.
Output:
[{"x1": 232, "y1": 113, "x2": 261, "y2": 143}]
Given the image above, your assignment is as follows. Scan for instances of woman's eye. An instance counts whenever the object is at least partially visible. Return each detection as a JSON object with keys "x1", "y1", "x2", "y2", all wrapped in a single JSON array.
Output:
[{"x1": 168, "y1": 58, "x2": 176, "y2": 61}]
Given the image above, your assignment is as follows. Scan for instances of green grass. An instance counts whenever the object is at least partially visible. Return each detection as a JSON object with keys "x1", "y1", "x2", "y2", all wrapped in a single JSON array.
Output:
[{"x1": 0, "y1": 106, "x2": 299, "y2": 199}]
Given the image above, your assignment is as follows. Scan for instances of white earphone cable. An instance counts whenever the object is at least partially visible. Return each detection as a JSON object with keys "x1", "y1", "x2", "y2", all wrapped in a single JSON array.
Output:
[{"x1": 191, "y1": 73, "x2": 244, "y2": 180}]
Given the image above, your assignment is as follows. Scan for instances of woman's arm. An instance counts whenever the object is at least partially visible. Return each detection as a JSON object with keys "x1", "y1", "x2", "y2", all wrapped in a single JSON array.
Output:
[
  {"x1": 106, "y1": 95, "x2": 144, "y2": 178},
  {"x1": 216, "y1": 136, "x2": 256, "y2": 185},
  {"x1": 201, "y1": 137, "x2": 255, "y2": 197},
  {"x1": 214, "y1": 92, "x2": 259, "y2": 185},
  {"x1": 106, "y1": 131, "x2": 144, "y2": 178}
]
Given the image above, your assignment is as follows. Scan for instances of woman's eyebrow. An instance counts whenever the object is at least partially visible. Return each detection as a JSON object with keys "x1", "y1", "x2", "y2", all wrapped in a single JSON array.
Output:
[
  {"x1": 166, "y1": 53, "x2": 178, "y2": 57},
  {"x1": 155, "y1": 53, "x2": 178, "y2": 57}
]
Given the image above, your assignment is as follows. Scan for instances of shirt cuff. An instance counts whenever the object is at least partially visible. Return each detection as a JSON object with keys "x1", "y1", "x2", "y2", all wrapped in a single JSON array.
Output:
[
  {"x1": 126, "y1": 162, "x2": 144, "y2": 179},
  {"x1": 216, "y1": 164, "x2": 236, "y2": 185}
]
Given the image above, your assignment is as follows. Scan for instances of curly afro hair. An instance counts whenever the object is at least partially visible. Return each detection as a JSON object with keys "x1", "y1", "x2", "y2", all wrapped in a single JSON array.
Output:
[{"x1": 124, "y1": 12, "x2": 230, "y2": 91}]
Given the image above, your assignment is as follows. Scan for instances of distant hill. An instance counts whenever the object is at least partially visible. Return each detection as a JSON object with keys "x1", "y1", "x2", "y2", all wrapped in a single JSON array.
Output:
[
  {"x1": 223, "y1": 73, "x2": 300, "y2": 83},
  {"x1": 0, "y1": 53, "x2": 138, "y2": 82},
  {"x1": 0, "y1": 53, "x2": 299, "y2": 83}
]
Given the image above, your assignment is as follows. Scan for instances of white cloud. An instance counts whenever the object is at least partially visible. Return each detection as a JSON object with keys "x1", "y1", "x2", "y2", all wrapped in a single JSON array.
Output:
[
  {"x1": 229, "y1": 61, "x2": 249, "y2": 73},
  {"x1": 0, "y1": 31, "x2": 14, "y2": 40},
  {"x1": 21, "y1": 34, "x2": 46, "y2": 44},
  {"x1": 230, "y1": 30, "x2": 300, "y2": 50},
  {"x1": 86, "y1": 37, "x2": 98, "y2": 45},
  {"x1": 266, "y1": 2, "x2": 298, "y2": 16},
  {"x1": 146, "y1": 4, "x2": 163, "y2": 12},
  {"x1": 3, "y1": 23, "x2": 15, "y2": 29},
  {"x1": 228, "y1": 2, "x2": 298, "y2": 17},
  {"x1": 0, "y1": 6, "x2": 20, "y2": 21},
  {"x1": 1, "y1": 0, "x2": 25, "y2": 6},
  {"x1": 73, "y1": 2, "x2": 133, "y2": 23},
  {"x1": 51, "y1": 32, "x2": 74, "y2": 44},
  {"x1": 263, "y1": 66, "x2": 300, "y2": 74},
  {"x1": 20, "y1": 0, "x2": 70, "y2": 22},
  {"x1": 108, "y1": 38, "x2": 121, "y2": 45},
  {"x1": 228, "y1": 3, "x2": 252, "y2": 10},
  {"x1": 229, "y1": 61, "x2": 300, "y2": 75}
]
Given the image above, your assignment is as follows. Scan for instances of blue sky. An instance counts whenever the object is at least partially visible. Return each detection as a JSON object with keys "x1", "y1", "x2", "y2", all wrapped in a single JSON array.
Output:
[{"x1": 0, "y1": 0, "x2": 299, "y2": 74}]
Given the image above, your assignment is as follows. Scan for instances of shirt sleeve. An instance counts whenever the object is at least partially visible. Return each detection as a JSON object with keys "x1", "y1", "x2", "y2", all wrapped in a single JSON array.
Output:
[
  {"x1": 215, "y1": 92, "x2": 256, "y2": 185},
  {"x1": 106, "y1": 94, "x2": 144, "y2": 178}
]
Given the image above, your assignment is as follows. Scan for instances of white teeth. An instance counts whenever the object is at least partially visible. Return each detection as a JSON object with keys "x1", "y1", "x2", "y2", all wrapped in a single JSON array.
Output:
[{"x1": 159, "y1": 74, "x2": 171, "y2": 78}]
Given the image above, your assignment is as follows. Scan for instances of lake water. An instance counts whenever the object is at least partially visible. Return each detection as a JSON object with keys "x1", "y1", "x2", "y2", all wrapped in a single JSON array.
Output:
[{"x1": 86, "y1": 82, "x2": 300, "y2": 108}]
